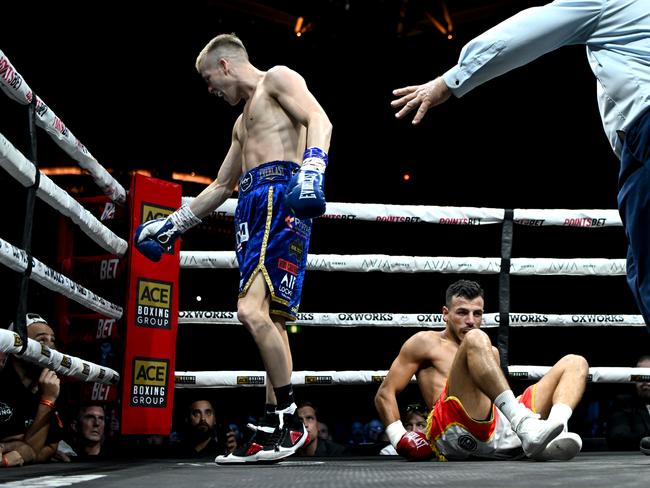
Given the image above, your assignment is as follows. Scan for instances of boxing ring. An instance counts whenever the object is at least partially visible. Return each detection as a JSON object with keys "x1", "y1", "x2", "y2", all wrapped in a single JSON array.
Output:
[
  {"x1": 175, "y1": 199, "x2": 649, "y2": 387},
  {"x1": 1, "y1": 48, "x2": 649, "y2": 488}
]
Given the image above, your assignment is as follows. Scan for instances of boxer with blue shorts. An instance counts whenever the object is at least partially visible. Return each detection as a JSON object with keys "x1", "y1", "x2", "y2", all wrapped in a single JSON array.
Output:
[
  {"x1": 236, "y1": 161, "x2": 311, "y2": 321},
  {"x1": 133, "y1": 34, "x2": 332, "y2": 463}
]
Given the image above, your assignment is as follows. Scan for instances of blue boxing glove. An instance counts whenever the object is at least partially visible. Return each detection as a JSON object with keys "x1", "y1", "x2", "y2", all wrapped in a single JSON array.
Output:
[
  {"x1": 134, "y1": 205, "x2": 201, "y2": 262},
  {"x1": 285, "y1": 147, "x2": 328, "y2": 219}
]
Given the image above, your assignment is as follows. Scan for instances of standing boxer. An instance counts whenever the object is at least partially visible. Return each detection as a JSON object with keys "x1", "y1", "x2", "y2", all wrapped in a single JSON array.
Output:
[{"x1": 135, "y1": 33, "x2": 332, "y2": 463}]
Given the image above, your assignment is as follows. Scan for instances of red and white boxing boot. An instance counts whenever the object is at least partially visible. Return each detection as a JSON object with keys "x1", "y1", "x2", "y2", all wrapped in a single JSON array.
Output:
[
  {"x1": 257, "y1": 403, "x2": 309, "y2": 462},
  {"x1": 215, "y1": 414, "x2": 278, "y2": 464}
]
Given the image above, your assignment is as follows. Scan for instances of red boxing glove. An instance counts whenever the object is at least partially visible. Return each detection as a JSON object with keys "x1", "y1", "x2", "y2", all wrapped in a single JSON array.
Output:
[
  {"x1": 396, "y1": 431, "x2": 434, "y2": 461},
  {"x1": 386, "y1": 420, "x2": 434, "y2": 461}
]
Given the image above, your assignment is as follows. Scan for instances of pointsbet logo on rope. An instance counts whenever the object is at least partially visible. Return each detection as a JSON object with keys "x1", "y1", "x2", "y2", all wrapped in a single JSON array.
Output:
[
  {"x1": 136, "y1": 278, "x2": 172, "y2": 329},
  {"x1": 131, "y1": 357, "x2": 168, "y2": 408}
]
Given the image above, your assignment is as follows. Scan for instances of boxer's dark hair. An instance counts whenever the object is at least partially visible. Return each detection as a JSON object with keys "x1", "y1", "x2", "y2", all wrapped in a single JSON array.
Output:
[{"x1": 445, "y1": 280, "x2": 484, "y2": 306}]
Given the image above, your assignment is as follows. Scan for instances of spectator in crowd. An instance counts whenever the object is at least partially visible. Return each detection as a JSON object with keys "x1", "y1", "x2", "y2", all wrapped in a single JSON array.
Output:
[
  {"x1": 1, "y1": 348, "x2": 27, "y2": 468},
  {"x1": 348, "y1": 421, "x2": 366, "y2": 446},
  {"x1": 0, "y1": 314, "x2": 64, "y2": 465},
  {"x1": 173, "y1": 399, "x2": 238, "y2": 458},
  {"x1": 318, "y1": 422, "x2": 331, "y2": 441},
  {"x1": 365, "y1": 419, "x2": 386, "y2": 444},
  {"x1": 1, "y1": 350, "x2": 25, "y2": 467},
  {"x1": 380, "y1": 404, "x2": 429, "y2": 455},
  {"x1": 227, "y1": 422, "x2": 244, "y2": 448},
  {"x1": 607, "y1": 355, "x2": 650, "y2": 454},
  {"x1": 342, "y1": 419, "x2": 391, "y2": 456},
  {"x1": 296, "y1": 402, "x2": 346, "y2": 457},
  {"x1": 60, "y1": 403, "x2": 110, "y2": 460}
]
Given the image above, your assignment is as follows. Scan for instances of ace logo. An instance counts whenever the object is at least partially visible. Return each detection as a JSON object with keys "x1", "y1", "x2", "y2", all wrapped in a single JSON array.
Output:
[
  {"x1": 136, "y1": 279, "x2": 172, "y2": 329},
  {"x1": 141, "y1": 203, "x2": 174, "y2": 223},
  {"x1": 130, "y1": 357, "x2": 168, "y2": 408}
]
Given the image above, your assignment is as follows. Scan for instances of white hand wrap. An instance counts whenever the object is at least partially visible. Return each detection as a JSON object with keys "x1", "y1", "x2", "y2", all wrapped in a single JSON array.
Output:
[
  {"x1": 385, "y1": 420, "x2": 407, "y2": 448},
  {"x1": 169, "y1": 205, "x2": 202, "y2": 233},
  {"x1": 301, "y1": 157, "x2": 327, "y2": 173}
]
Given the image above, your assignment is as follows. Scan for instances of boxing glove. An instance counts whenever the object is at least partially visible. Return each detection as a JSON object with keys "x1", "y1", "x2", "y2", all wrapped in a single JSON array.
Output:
[
  {"x1": 386, "y1": 420, "x2": 434, "y2": 461},
  {"x1": 285, "y1": 147, "x2": 327, "y2": 219},
  {"x1": 134, "y1": 205, "x2": 201, "y2": 262}
]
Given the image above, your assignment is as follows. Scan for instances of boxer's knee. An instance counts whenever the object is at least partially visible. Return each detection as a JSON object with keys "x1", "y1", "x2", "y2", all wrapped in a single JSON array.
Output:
[
  {"x1": 561, "y1": 354, "x2": 589, "y2": 378},
  {"x1": 463, "y1": 328, "x2": 491, "y2": 351},
  {"x1": 237, "y1": 301, "x2": 268, "y2": 336}
]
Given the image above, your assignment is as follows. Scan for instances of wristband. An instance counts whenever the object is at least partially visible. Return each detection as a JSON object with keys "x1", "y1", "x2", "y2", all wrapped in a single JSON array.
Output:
[
  {"x1": 39, "y1": 399, "x2": 56, "y2": 410},
  {"x1": 385, "y1": 419, "x2": 407, "y2": 448}
]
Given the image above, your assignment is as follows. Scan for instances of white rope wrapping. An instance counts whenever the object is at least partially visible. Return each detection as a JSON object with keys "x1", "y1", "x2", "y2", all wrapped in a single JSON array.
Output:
[
  {"x1": 0, "y1": 236, "x2": 123, "y2": 319},
  {"x1": 174, "y1": 370, "x2": 391, "y2": 388},
  {"x1": 0, "y1": 330, "x2": 119, "y2": 385},
  {"x1": 0, "y1": 50, "x2": 126, "y2": 204},
  {"x1": 175, "y1": 367, "x2": 650, "y2": 388},
  {"x1": 508, "y1": 366, "x2": 650, "y2": 383},
  {"x1": 178, "y1": 311, "x2": 646, "y2": 327},
  {"x1": 182, "y1": 196, "x2": 622, "y2": 226},
  {"x1": 514, "y1": 209, "x2": 621, "y2": 227},
  {"x1": 180, "y1": 252, "x2": 626, "y2": 276},
  {"x1": 0, "y1": 132, "x2": 127, "y2": 256}
]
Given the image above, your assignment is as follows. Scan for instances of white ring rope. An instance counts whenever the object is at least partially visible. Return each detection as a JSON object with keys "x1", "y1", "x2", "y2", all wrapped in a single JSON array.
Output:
[
  {"x1": 0, "y1": 132, "x2": 127, "y2": 256},
  {"x1": 174, "y1": 367, "x2": 650, "y2": 388},
  {"x1": 0, "y1": 50, "x2": 126, "y2": 204},
  {"x1": 180, "y1": 251, "x2": 626, "y2": 276},
  {"x1": 0, "y1": 236, "x2": 123, "y2": 319},
  {"x1": 182, "y1": 196, "x2": 622, "y2": 226},
  {"x1": 508, "y1": 366, "x2": 650, "y2": 383},
  {"x1": 178, "y1": 311, "x2": 646, "y2": 328},
  {"x1": 0, "y1": 329, "x2": 119, "y2": 385}
]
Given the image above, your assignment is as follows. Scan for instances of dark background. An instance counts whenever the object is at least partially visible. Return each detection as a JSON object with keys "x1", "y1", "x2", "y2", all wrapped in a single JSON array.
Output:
[{"x1": 1, "y1": 0, "x2": 648, "y2": 437}]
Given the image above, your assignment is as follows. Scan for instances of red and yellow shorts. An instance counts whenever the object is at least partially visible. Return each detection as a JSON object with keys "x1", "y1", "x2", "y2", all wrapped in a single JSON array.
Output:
[{"x1": 426, "y1": 384, "x2": 537, "y2": 461}]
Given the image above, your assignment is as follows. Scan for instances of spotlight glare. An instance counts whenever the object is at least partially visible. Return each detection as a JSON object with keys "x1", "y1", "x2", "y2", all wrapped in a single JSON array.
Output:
[
  {"x1": 294, "y1": 16, "x2": 304, "y2": 34},
  {"x1": 196, "y1": 296, "x2": 202, "y2": 302}
]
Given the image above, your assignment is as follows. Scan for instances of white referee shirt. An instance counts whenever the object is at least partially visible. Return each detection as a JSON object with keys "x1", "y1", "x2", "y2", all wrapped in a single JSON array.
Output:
[{"x1": 442, "y1": 0, "x2": 650, "y2": 159}]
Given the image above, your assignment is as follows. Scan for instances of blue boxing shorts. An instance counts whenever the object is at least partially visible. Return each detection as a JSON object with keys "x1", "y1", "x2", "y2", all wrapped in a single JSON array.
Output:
[{"x1": 235, "y1": 161, "x2": 311, "y2": 321}]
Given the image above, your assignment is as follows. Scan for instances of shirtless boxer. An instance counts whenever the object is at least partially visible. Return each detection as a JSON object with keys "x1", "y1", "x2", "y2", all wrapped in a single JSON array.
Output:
[
  {"x1": 375, "y1": 280, "x2": 588, "y2": 461},
  {"x1": 134, "y1": 33, "x2": 332, "y2": 463}
]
